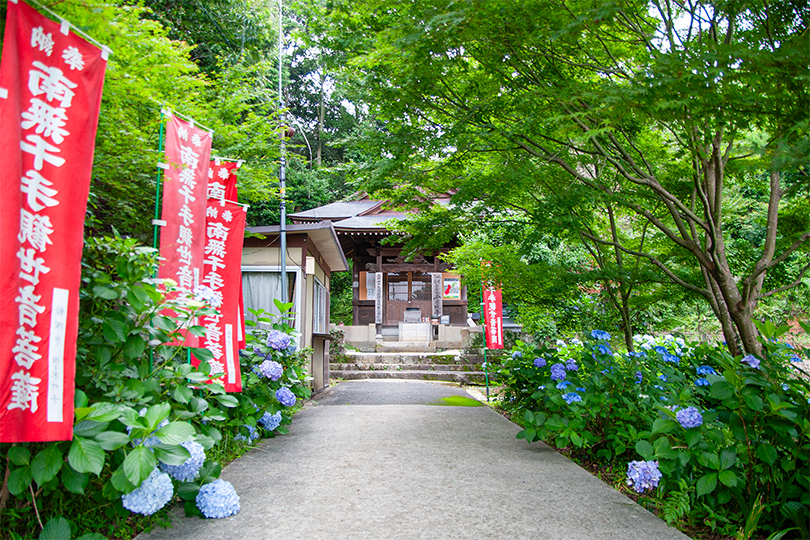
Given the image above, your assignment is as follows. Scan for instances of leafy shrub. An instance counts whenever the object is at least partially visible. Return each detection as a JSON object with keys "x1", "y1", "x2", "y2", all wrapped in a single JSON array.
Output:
[
  {"x1": 502, "y1": 326, "x2": 810, "y2": 538},
  {"x1": 0, "y1": 236, "x2": 310, "y2": 539}
]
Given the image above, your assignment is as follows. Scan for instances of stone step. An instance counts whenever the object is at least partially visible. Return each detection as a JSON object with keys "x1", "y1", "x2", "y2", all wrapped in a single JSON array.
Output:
[
  {"x1": 330, "y1": 370, "x2": 488, "y2": 385},
  {"x1": 343, "y1": 351, "x2": 481, "y2": 366},
  {"x1": 332, "y1": 363, "x2": 484, "y2": 372}
]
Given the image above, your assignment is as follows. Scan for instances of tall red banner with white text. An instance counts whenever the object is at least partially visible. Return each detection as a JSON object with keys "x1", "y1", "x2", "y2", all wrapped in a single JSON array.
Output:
[
  {"x1": 208, "y1": 160, "x2": 246, "y2": 349},
  {"x1": 0, "y1": 0, "x2": 108, "y2": 442},
  {"x1": 194, "y1": 200, "x2": 246, "y2": 392},
  {"x1": 483, "y1": 286, "x2": 504, "y2": 349},
  {"x1": 158, "y1": 116, "x2": 212, "y2": 347}
]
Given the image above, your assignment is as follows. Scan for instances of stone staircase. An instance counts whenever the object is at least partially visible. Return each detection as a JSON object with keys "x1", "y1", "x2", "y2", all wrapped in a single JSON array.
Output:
[{"x1": 330, "y1": 345, "x2": 491, "y2": 384}]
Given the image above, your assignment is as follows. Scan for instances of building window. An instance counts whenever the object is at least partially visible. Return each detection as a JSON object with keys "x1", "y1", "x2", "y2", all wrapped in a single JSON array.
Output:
[
  {"x1": 241, "y1": 269, "x2": 299, "y2": 332},
  {"x1": 313, "y1": 278, "x2": 328, "y2": 334}
]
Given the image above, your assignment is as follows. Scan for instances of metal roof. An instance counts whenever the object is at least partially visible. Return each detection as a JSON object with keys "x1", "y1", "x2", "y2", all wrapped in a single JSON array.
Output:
[
  {"x1": 331, "y1": 212, "x2": 409, "y2": 231},
  {"x1": 245, "y1": 221, "x2": 349, "y2": 272},
  {"x1": 289, "y1": 200, "x2": 383, "y2": 221}
]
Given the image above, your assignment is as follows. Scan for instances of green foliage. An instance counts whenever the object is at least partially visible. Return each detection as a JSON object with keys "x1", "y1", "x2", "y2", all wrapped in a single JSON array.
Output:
[
  {"x1": 502, "y1": 326, "x2": 810, "y2": 538},
  {"x1": 0, "y1": 237, "x2": 309, "y2": 538}
]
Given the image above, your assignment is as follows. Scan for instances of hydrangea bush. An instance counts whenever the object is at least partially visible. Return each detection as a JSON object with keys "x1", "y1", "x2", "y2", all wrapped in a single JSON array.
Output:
[
  {"x1": 501, "y1": 323, "x2": 810, "y2": 537},
  {"x1": 1, "y1": 237, "x2": 311, "y2": 537}
]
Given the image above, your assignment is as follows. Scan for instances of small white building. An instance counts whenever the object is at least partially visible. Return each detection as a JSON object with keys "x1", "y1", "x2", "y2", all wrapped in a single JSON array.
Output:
[{"x1": 241, "y1": 222, "x2": 348, "y2": 392}]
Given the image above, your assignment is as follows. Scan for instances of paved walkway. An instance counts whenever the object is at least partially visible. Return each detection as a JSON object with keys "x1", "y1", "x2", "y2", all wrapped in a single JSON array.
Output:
[{"x1": 140, "y1": 380, "x2": 690, "y2": 540}]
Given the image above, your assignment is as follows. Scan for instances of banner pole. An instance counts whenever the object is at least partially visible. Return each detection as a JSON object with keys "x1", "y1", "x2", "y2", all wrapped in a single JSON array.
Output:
[
  {"x1": 152, "y1": 109, "x2": 165, "y2": 256},
  {"x1": 149, "y1": 110, "x2": 165, "y2": 373},
  {"x1": 278, "y1": 0, "x2": 288, "y2": 306},
  {"x1": 480, "y1": 283, "x2": 489, "y2": 402}
]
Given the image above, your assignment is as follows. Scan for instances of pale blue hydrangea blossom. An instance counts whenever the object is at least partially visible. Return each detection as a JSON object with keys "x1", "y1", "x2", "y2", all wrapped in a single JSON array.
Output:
[
  {"x1": 695, "y1": 378, "x2": 710, "y2": 386},
  {"x1": 257, "y1": 359, "x2": 283, "y2": 381},
  {"x1": 266, "y1": 330, "x2": 291, "y2": 351},
  {"x1": 235, "y1": 424, "x2": 259, "y2": 443},
  {"x1": 696, "y1": 365, "x2": 717, "y2": 376},
  {"x1": 556, "y1": 381, "x2": 572, "y2": 389},
  {"x1": 533, "y1": 357, "x2": 547, "y2": 368},
  {"x1": 512, "y1": 350, "x2": 523, "y2": 359},
  {"x1": 196, "y1": 479, "x2": 241, "y2": 518},
  {"x1": 159, "y1": 441, "x2": 205, "y2": 482},
  {"x1": 193, "y1": 285, "x2": 222, "y2": 308},
  {"x1": 590, "y1": 330, "x2": 611, "y2": 340},
  {"x1": 626, "y1": 460, "x2": 662, "y2": 493},
  {"x1": 122, "y1": 467, "x2": 174, "y2": 515},
  {"x1": 562, "y1": 392, "x2": 582, "y2": 404},
  {"x1": 565, "y1": 359, "x2": 579, "y2": 371},
  {"x1": 676, "y1": 406, "x2": 703, "y2": 429},
  {"x1": 741, "y1": 355, "x2": 761, "y2": 369},
  {"x1": 259, "y1": 411, "x2": 282, "y2": 431},
  {"x1": 276, "y1": 387, "x2": 297, "y2": 407},
  {"x1": 550, "y1": 363, "x2": 566, "y2": 381}
]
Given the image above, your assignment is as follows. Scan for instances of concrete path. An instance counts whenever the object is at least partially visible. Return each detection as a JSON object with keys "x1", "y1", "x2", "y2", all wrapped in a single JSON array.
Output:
[{"x1": 140, "y1": 380, "x2": 690, "y2": 540}]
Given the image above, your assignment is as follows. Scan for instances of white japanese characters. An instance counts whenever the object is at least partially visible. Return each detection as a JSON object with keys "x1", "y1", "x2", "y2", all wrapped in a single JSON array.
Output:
[{"x1": 10, "y1": 24, "x2": 86, "y2": 415}]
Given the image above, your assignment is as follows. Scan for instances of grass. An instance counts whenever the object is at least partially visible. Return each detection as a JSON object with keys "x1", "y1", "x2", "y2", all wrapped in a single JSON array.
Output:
[{"x1": 433, "y1": 395, "x2": 485, "y2": 407}]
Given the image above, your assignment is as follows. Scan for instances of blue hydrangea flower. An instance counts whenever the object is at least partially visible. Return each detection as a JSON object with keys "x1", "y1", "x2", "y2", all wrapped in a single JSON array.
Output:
[
  {"x1": 675, "y1": 406, "x2": 703, "y2": 429},
  {"x1": 695, "y1": 378, "x2": 709, "y2": 386},
  {"x1": 596, "y1": 344, "x2": 613, "y2": 356},
  {"x1": 663, "y1": 354, "x2": 680, "y2": 364},
  {"x1": 259, "y1": 411, "x2": 282, "y2": 431},
  {"x1": 781, "y1": 383, "x2": 790, "y2": 391},
  {"x1": 193, "y1": 285, "x2": 222, "y2": 308},
  {"x1": 655, "y1": 346, "x2": 669, "y2": 355},
  {"x1": 696, "y1": 365, "x2": 717, "y2": 376},
  {"x1": 590, "y1": 330, "x2": 611, "y2": 341},
  {"x1": 741, "y1": 355, "x2": 761, "y2": 369},
  {"x1": 556, "y1": 340, "x2": 567, "y2": 349},
  {"x1": 562, "y1": 392, "x2": 583, "y2": 404},
  {"x1": 533, "y1": 357, "x2": 547, "y2": 368},
  {"x1": 276, "y1": 387, "x2": 297, "y2": 407},
  {"x1": 235, "y1": 424, "x2": 259, "y2": 444},
  {"x1": 196, "y1": 479, "x2": 240, "y2": 519},
  {"x1": 653, "y1": 385, "x2": 665, "y2": 391},
  {"x1": 569, "y1": 338, "x2": 582, "y2": 346},
  {"x1": 550, "y1": 363, "x2": 566, "y2": 381},
  {"x1": 576, "y1": 387, "x2": 586, "y2": 392},
  {"x1": 658, "y1": 374, "x2": 667, "y2": 382},
  {"x1": 122, "y1": 467, "x2": 174, "y2": 516},
  {"x1": 511, "y1": 350, "x2": 523, "y2": 359},
  {"x1": 565, "y1": 360, "x2": 578, "y2": 371},
  {"x1": 257, "y1": 359, "x2": 283, "y2": 381},
  {"x1": 556, "y1": 381, "x2": 572, "y2": 389},
  {"x1": 538, "y1": 385, "x2": 546, "y2": 390},
  {"x1": 789, "y1": 355, "x2": 801, "y2": 363},
  {"x1": 266, "y1": 330, "x2": 291, "y2": 351},
  {"x1": 627, "y1": 460, "x2": 662, "y2": 493},
  {"x1": 159, "y1": 441, "x2": 205, "y2": 482},
  {"x1": 635, "y1": 371, "x2": 643, "y2": 384}
]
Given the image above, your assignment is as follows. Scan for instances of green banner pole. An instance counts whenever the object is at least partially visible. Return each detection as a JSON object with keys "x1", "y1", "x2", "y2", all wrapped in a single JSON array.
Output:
[
  {"x1": 480, "y1": 284, "x2": 489, "y2": 402},
  {"x1": 149, "y1": 109, "x2": 166, "y2": 373}
]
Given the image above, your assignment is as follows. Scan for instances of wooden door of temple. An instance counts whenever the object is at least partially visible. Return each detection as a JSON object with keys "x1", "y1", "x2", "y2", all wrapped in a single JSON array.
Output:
[{"x1": 385, "y1": 272, "x2": 432, "y2": 325}]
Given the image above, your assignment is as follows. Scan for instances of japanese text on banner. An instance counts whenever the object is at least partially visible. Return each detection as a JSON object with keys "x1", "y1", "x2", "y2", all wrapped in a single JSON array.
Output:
[
  {"x1": 0, "y1": 0, "x2": 108, "y2": 442},
  {"x1": 193, "y1": 200, "x2": 246, "y2": 392}
]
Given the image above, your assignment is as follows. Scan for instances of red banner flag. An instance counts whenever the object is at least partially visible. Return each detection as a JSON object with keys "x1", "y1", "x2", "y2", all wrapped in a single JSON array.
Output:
[
  {"x1": 208, "y1": 159, "x2": 239, "y2": 203},
  {"x1": 208, "y1": 159, "x2": 246, "y2": 348},
  {"x1": 158, "y1": 115, "x2": 212, "y2": 293},
  {"x1": 483, "y1": 286, "x2": 504, "y2": 349},
  {"x1": 0, "y1": 0, "x2": 108, "y2": 442},
  {"x1": 195, "y1": 200, "x2": 246, "y2": 392}
]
